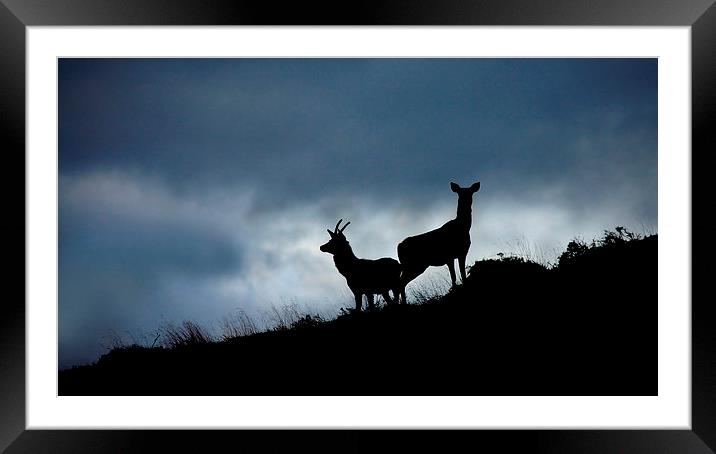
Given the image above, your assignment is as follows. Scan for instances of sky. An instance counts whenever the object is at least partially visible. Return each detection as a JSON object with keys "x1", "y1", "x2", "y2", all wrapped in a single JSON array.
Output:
[{"x1": 58, "y1": 58, "x2": 657, "y2": 368}]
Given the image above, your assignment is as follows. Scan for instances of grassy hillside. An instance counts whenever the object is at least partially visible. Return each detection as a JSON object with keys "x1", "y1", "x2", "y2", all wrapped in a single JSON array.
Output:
[{"x1": 59, "y1": 228, "x2": 657, "y2": 396}]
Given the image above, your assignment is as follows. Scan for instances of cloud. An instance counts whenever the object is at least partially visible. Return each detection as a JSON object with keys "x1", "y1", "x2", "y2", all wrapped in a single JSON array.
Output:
[
  {"x1": 59, "y1": 172, "x2": 248, "y2": 367},
  {"x1": 59, "y1": 59, "x2": 656, "y2": 205}
]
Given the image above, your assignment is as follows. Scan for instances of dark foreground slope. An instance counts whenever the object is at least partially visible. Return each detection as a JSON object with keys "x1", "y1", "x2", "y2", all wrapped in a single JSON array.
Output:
[{"x1": 60, "y1": 233, "x2": 657, "y2": 396}]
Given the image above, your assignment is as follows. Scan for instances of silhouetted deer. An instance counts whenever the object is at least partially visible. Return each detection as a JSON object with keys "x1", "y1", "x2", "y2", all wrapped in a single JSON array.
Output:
[
  {"x1": 397, "y1": 181, "x2": 481, "y2": 303},
  {"x1": 320, "y1": 219, "x2": 402, "y2": 312}
]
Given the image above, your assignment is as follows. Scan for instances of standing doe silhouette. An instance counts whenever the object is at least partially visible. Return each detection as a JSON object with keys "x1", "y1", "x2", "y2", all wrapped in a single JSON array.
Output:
[
  {"x1": 397, "y1": 181, "x2": 481, "y2": 303},
  {"x1": 320, "y1": 219, "x2": 402, "y2": 312}
]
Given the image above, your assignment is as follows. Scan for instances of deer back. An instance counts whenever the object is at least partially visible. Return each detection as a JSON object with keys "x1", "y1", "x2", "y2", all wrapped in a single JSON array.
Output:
[{"x1": 398, "y1": 219, "x2": 471, "y2": 267}]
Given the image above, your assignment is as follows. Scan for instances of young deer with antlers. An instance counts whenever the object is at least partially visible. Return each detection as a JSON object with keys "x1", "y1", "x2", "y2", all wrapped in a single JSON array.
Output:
[
  {"x1": 397, "y1": 181, "x2": 481, "y2": 304},
  {"x1": 320, "y1": 219, "x2": 402, "y2": 312}
]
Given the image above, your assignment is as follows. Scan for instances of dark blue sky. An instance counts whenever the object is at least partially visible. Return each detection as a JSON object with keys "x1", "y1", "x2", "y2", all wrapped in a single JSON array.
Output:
[{"x1": 59, "y1": 58, "x2": 657, "y2": 368}]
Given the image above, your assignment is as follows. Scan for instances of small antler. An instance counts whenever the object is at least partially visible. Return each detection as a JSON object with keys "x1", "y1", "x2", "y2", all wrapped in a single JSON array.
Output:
[{"x1": 333, "y1": 219, "x2": 351, "y2": 234}]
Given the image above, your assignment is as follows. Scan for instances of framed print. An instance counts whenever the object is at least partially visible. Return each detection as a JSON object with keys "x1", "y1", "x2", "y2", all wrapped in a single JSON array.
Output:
[{"x1": 3, "y1": 0, "x2": 713, "y2": 452}]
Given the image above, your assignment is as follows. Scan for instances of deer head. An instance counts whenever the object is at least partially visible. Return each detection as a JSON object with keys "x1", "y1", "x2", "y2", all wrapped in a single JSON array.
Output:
[
  {"x1": 450, "y1": 181, "x2": 481, "y2": 196},
  {"x1": 451, "y1": 181, "x2": 480, "y2": 219},
  {"x1": 319, "y1": 219, "x2": 351, "y2": 255}
]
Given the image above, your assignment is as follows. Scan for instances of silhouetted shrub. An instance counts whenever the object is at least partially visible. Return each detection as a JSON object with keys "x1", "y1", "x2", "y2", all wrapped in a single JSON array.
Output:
[
  {"x1": 290, "y1": 314, "x2": 325, "y2": 330},
  {"x1": 556, "y1": 227, "x2": 645, "y2": 270},
  {"x1": 468, "y1": 255, "x2": 549, "y2": 282},
  {"x1": 557, "y1": 239, "x2": 590, "y2": 268},
  {"x1": 598, "y1": 226, "x2": 641, "y2": 247}
]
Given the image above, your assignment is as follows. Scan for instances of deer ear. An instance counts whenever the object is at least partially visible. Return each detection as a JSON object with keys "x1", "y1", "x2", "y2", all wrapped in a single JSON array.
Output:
[
  {"x1": 471, "y1": 181, "x2": 481, "y2": 192},
  {"x1": 450, "y1": 182, "x2": 460, "y2": 193},
  {"x1": 327, "y1": 229, "x2": 335, "y2": 237}
]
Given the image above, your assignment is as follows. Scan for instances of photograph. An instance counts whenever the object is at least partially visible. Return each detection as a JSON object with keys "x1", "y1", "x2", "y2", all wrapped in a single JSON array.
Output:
[
  {"x1": 56, "y1": 57, "x2": 658, "y2": 396},
  {"x1": 3, "y1": 0, "x2": 710, "y2": 449}
]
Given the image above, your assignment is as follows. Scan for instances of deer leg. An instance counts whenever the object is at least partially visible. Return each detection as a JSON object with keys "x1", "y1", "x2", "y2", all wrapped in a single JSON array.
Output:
[
  {"x1": 447, "y1": 260, "x2": 457, "y2": 288},
  {"x1": 393, "y1": 287, "x2": 402, "y2": 304},
  {"x1": 381, "y1": 292, "x2": 393, "y2": 305},
  {"x1": 391, "y1": 288, "x2": 400, "y2": 304},
  {"x1": 366, "y1": 293, "x2": 375, "y2": 310},
  {"x1": 458, "y1": 255, "x2": 468, "y2": 284},
  {"x1": 354, "y1": 293, "x2": 363, "y2": 312},
  {"x1": 400, "y1": 266, "x2": 425, "y2": 305},
  {"x1": 399, "y1": 274, "x2": 413, "y2": 305},
  {"x1": 399, "y1": 275, "x2": 408, "y2": 305}
]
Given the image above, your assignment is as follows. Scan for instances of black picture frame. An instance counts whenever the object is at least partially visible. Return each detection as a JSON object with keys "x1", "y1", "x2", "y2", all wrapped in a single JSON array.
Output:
[{"x1": 3, "y1": 1, "x2": 711, "y2": 452}]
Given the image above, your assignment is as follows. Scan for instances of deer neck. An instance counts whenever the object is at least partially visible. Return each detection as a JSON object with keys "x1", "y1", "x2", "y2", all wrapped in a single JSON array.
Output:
[
  {"x1": 455, "y1": 200, "x2": 473, "y2": 229},
  {"x1": 333, "y1": 245, "x2": 358, "y2": 276}
]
